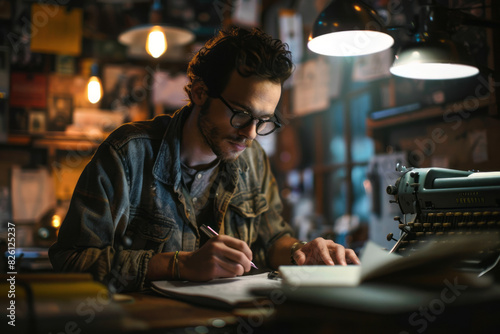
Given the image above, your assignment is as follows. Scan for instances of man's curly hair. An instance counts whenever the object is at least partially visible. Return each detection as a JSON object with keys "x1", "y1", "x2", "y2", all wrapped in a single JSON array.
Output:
[{"x1": 185, "y1": 27, "x2": 294, "y2": 102}]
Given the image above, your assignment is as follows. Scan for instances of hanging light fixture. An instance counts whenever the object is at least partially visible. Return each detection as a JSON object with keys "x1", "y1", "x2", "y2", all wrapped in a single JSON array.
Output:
[
  {"x1": 390, "y1": 4, "x2": 479, "y2": 80},
  {"x1": 118, "y1": 0, "x2": 194, "y2": 59},
  {"x1": 87, "y1": 63, "x2": 103, "y2": 104},
  {"x1": 308, "y1": 0, "x2": 394, "y2": 57}
]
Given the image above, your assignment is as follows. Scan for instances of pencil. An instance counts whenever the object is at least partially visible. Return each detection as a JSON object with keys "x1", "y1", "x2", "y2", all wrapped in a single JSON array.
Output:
[{"x1": 200, "y1": 224, "x2": 258, "y2": 269}]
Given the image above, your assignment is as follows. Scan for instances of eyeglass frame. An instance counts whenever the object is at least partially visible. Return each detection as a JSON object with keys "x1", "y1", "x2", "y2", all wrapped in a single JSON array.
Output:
[{"x1": 218, "y1": 95, "x2": 282, "y2": 136}]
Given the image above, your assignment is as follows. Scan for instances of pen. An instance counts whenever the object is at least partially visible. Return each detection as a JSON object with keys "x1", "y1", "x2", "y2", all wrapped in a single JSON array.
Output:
[{"x1": 200, "y1": 224, "x2": 258, "y2": 269}]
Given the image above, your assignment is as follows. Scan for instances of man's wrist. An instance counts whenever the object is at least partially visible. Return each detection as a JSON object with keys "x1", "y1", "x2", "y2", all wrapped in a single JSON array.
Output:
[
  {"x1": 173, "y1": 251, "x2": 181, "y2": 279},
  {"x1": 290, "y1": 241, "x2": 307, "y2": 265}
]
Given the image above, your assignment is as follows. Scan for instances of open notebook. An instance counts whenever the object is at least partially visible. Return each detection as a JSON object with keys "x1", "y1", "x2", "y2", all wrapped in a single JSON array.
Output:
[
  {"x1": 279, "y1": 236, "x2": 497, "y2": 288},
  {"x1": 151, "y1": 272, "x2": 281, "y2": 309}
]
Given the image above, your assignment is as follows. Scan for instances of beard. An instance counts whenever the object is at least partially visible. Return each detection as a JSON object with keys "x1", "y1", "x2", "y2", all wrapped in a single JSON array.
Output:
[{"x1": 197, "y1": 99, "x2": 250, "y2": 163}]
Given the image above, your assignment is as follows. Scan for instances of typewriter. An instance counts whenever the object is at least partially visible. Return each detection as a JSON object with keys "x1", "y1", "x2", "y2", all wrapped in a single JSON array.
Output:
[{"x1": 386, "y1": 165, "x2": 500, "y2": 275}]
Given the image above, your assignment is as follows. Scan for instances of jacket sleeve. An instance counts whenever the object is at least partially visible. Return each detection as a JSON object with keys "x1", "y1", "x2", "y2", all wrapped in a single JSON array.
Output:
[
  {"x1": 258, "y1": 152, "x2": 295, "y2": 250},
  {"x1": 49, "y1": 141, "x2": 154, "y2": 292}
]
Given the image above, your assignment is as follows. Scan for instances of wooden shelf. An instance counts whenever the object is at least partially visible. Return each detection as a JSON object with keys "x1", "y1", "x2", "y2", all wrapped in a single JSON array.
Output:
[
  {"x1": 367, "y1": 96, "x2": 497, "y2": 135},
  {"x1": 4, "y1": 132, "x2": 105, "y2": 152}
]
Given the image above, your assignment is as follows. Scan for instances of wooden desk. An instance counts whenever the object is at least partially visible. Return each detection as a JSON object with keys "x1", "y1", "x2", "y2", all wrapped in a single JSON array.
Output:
[
  {"x1": 111, "y1": 290, "x2": 278, "y2": 333},
  {"x1": 254, "y1": 283, "x2": 500, "y2": 334},
  {"x1": 4, "y1": 275, "x2": 500, "y2": 334},
  {"x1": 120, "y1": 292, "x2": 240, "y2": 332},
  {"x1": 0, "y1": 273, "x2": 277, "y2": 334},
  {"x1": 122, "y1": 286, "x2": 500, "y2": 334}
]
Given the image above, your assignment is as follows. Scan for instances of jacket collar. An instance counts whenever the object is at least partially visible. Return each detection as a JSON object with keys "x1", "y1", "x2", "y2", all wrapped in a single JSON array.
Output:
[{"x1": 153, "y1": 105, "x2": 249, "y2": 189}]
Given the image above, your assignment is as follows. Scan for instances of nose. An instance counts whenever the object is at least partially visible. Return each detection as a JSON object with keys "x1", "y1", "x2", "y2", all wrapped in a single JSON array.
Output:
[{"x1": 237, "y1": 120, "x2": 258, "y2": 140}]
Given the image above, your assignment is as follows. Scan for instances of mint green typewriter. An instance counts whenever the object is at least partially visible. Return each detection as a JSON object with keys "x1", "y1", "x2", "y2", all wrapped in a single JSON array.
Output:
[{"x1": 386, "y1": 165, "x2": 500, "y2": 276}]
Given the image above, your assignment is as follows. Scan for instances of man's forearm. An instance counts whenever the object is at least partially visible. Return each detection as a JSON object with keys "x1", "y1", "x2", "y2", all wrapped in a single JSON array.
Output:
[
  {"x1": 267, "y1": 235, "x2": 301, "y2": 269},
  {"x1": 146, "y1": 252, "x2": 178, "y2": 281}
]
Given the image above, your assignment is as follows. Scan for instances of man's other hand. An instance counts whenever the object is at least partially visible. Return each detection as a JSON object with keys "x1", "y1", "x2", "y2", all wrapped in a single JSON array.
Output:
[{"x1": 292, "y1": 237, "x2": 360, "y2": 266}]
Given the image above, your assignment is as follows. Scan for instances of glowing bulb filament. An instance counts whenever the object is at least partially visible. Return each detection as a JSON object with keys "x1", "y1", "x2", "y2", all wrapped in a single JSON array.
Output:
[
  {"x1": 146, "y1": 27, "x2": 167, "y2": 58},
  {"x1": 87, "y1": 76, "x2": 102, "y2": 104}
]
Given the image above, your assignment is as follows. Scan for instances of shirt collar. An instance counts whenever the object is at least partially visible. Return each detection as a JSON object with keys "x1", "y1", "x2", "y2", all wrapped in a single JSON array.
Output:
[{"x1": 153, "y1": 105, "x2": 249, "y2": 188}]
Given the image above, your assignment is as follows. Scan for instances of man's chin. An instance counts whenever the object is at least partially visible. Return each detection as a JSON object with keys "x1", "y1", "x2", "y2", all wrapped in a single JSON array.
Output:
[{"x1": 219, "y1": 150, "x2": 243, "y2": 163}]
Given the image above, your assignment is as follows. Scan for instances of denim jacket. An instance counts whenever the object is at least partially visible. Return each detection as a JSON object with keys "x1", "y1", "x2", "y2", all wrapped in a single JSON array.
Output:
[{"x1": 49, "y1": 106, "x2": 293, "y2": 291}]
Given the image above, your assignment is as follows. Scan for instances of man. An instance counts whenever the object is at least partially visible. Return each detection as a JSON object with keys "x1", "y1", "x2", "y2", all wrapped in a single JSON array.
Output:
[{"x1": 49, "y1": 27, "x2": 359, "y2": 292}]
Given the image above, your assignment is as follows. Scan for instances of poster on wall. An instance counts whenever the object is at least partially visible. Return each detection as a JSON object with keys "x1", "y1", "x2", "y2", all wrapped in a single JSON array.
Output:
[
  {"x1": 352, "y1": 49, "x2": 392, "y2": 82},
  {"x1": 151, "y1": 71, "x2": 189, "y2": 111},
  {"x1": 28, "y1": 110, "x2": 46, "y2": 133},
  {"x1": 48, "y1": 94, "x2": 73, "y2": 131},
  {"x1": 10, "y1": 73, "x2": 47, "y2": 109},
  {"x1": 279, "y1": 9, "x2": 303, "y2": 65},
  {"x1": 292, "y1": 57, "x2": 330, "y2": 116},
  {"x1": 30, "y1": 4, "x2": 83, "y2": 56},
  {"x1": 232, "y1": 0, "x2": 260, "y2": 27},
  {"x1": 101, "y1": 65, "x2": 149, "y2": 122}
]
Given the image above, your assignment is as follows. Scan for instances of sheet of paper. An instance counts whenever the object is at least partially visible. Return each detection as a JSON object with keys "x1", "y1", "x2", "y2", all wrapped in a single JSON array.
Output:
[
  {"x1": 279, "y1": 265, "x2": 362, "y2": 287},
  {"x1": 151, "y1": 273, "x2": 281, "y2": 307},
  {"x1": 280, "y1": 242, "x2": 391, "y2": 287},
  {"x1": 11, "y1": 165, "x2": 56, "y2": 223}
]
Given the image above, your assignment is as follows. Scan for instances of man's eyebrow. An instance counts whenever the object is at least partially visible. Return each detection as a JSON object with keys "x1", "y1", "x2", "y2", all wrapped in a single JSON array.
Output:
[{"x1": 227, "y1": 99, "x2": 275, "y2": 118}]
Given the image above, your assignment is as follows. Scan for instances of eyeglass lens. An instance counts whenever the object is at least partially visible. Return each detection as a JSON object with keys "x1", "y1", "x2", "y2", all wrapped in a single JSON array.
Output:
[{"x1": 231, "y1": 113, "x2": 276, "y2": 135}]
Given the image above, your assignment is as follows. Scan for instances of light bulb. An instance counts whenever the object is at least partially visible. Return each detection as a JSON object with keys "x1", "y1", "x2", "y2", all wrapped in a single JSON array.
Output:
[
  {"x1": 87, "y1": 76, "x2": 102, "y2": 104},
  {"x1": 146, "y1": 26, "x2": 167, "y2": 58},
  {"x1": 51, "y1": 214, "x2": 61, "y2": 229}
]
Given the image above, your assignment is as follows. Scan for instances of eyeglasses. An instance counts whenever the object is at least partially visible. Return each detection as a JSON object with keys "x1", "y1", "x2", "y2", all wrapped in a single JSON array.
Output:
[{"x1": 218, "y1": 95, "x2": 281, "y2": 136}]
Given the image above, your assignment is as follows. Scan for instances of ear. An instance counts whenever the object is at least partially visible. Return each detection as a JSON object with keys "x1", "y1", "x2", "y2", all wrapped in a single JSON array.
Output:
[{"x1": 191, "y1": 81, "x2": 208, "y2": 106}]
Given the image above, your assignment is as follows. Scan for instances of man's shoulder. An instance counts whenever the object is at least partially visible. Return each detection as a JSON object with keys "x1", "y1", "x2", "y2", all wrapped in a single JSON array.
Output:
[{"x1": 104, "y1": 114, "x2": 174, "y2": 150}]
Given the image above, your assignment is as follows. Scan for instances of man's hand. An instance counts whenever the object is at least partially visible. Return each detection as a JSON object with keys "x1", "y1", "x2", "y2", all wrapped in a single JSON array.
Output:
[
  {"x1": 292, "y1": 237, "x2": 360, "y2": 266},
  {"x1": 179, "y1": 235, "x2": 254, "y2": 281}
]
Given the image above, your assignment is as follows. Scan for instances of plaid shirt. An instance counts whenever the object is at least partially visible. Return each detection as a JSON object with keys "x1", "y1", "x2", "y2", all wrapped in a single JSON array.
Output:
[{"x1": 49, "y1": 105, "x2": 293, "y2": 291}]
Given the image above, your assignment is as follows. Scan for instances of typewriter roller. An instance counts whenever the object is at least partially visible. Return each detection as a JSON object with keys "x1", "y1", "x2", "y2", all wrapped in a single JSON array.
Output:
[{"x1": 386, "y1": 165, "x2": 500, "y2": 274}]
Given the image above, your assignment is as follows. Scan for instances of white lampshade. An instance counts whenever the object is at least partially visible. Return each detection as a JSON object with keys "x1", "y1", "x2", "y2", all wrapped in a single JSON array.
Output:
[
  {"x1": 390, "y1": 39, "x2": 479, "y2": 80},
  {"x1": 119, "y1": 25, "x2": 194, "y2": 59},
  {"x1": 308, "y1": 0, "x2": 394, "y2": 57}
]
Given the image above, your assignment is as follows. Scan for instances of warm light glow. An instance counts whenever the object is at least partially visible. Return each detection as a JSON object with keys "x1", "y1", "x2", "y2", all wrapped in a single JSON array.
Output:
[
  {"x1": 146, "y1": 27, "x2": 167, "y2": 58},
  {"x1": 52, "y1": 214, "x2": 61, "y2": 229},
  {"x1": 308, "y1": 30, "x2": 394, "y2": 56},
  {"x1": 390, "y1": 63, "x2": 479, "y2": 80},
  {"x1": 87, "y1": 76, "x2": 102, "y2": 104}
]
